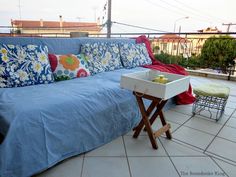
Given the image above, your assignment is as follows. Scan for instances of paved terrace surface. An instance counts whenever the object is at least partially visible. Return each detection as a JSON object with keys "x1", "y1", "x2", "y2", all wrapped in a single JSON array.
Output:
[{"x1": 35, "y1": 76, "x2": 236, "y2": 177}]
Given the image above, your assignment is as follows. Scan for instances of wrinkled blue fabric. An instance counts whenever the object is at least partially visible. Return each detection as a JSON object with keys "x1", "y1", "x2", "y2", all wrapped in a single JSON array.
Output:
[
  {"x1": 0, "y1": 37, "x2": 136, "y2": 54},
  {"x1": 0, "y1": 37, "x2": 175, "y2": 177},
  {"x1": 0, "y1": 67, "x2": 148, "y2": 177}
]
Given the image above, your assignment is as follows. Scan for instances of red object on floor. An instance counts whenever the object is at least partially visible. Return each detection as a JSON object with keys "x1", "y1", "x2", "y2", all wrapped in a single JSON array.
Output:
[{"x1": 135, "y1": 35, "x2": 195, "y2": 105}]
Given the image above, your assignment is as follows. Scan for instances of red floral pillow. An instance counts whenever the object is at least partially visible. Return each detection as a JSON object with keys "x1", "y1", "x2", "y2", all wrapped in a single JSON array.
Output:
[{"x1": 48, "y1": 54, "x2": 90, "y2": 81}]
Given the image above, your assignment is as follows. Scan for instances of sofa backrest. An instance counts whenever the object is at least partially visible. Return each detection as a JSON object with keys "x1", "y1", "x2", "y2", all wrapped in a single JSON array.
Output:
[{"x1": 0, "y1": 37, "x2": 136, "y2": 54}]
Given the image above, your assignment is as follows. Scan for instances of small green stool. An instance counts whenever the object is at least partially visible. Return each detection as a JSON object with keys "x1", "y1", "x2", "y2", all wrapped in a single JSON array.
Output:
[{"x1": 192, "y1": 83, "x2": 230, "y2": 121}]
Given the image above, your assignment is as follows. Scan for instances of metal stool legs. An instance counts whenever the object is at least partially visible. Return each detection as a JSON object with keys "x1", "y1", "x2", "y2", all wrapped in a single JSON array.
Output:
[{"x1": 192, "y1": 95, "x2": 228, "y2": 121}]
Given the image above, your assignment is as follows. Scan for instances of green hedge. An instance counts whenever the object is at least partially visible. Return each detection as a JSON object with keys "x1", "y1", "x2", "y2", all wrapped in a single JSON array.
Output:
[
  {"x1": 154, "y1": 53, "x2": 202, "y2": 69},
  {"x1": 200, "y1": 35, "x2": 236, "y2": 73}
]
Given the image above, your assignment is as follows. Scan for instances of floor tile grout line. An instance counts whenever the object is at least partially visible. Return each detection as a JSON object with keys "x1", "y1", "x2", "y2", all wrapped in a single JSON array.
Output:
[
  {"x1": 191, "y1": 114, "x2": 231, "y2": 124},
  {"x1": 99, "y1": 155, "x2": 207, "y2": 157},
  {"x1": 122, "y1": 136, "x2": 133, "y2": 177},
  {"x1": 224, "y1": 123, "x2": 236, "y2": 130},
  {"x1": 205, "y1": 151, "x2": 236, "y2": 166},
  {"x1": 127, "y1": 117, "x2": 199, "y2": 137},
  {"x1": 191, "y1": 112, "x2": 230, "y2": 120},
  {"x1": 206, "y1": 153, "x2": 236, "y2": 167},
  {"x1": 169, "y1": 115, "x2": 194, "y2": 134},
  {"x1": 171, "y1": 127, "x2": 236, "y2": 164},
  {"x1": 85, "y1": 155, "x2": 128, "y2": 157},
  {"x1": 196, "y1": 108, "x2": 234, "y2": 121},
  {"x1": 203, "y1": 109, "x2": 235, "y2": 153},
  {"x1": 171, "y1": 119, "x2": 224, "y2": 137},
  {"x1": 158, "y1": 138, "x2": 181, "y2": 177},
  {"x1": 169, "y1": 109, "x2": 193, "y2": 117},
  {"x1": 85, "y1": 155, "x2": 174, "y2": 157},
  {"x1": 216, "y1": 134, "x2": 236, "y2": 144},
  {"x1": 119, "y1": 155, "x2": 169, "y2": 157},
  {"x1": 180, "y1": 124, "x2": 223, "y2": 137},
  {"x1": 172, "y1": 138, "x2": 205, "y2": 151},
  {"x1": 125, "y1": 120, "x2": 183, "y2": 136},
  {"x1": 167, "y1": 117, "x2": 236, "y2": 139},
  {"x1": 231, "y1": 108, "x2": 236, "y2": 118},
  {"x1": 168, "y1": 155, "x2": 207, "y2": 157},
  {"x1": 230, "y1": 116, "x2": 236, "y2": 119},
  {"x1": 160, "y1": 137, "x2": 205, "y2": 154},
  {"x1": 167, "y1": 119, "x2": 187, "y2": 128},
  {"x1": 210, "y1": 156, "x2": 229, "y2": 177},
  {"x1": 80, "y1": 154, "x2": 85, "y2": 177}
]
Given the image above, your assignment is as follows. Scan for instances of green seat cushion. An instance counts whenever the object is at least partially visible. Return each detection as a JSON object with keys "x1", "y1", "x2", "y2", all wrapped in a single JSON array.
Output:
[{"x1": 193, "y1": 83, "x2": 230, "y2": 98}]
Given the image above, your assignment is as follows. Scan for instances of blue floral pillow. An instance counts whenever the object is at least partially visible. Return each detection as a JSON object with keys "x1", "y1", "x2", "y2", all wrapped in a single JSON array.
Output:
[
  {"x1": 119, "y1": 43, "x2": 152, "y2": 68},
  {"x1": 0, "y1": 44, "x2": 54, "y2": 88},
  {"x1": 81, "y1": 42, "x2": 123, "y2": 75}
]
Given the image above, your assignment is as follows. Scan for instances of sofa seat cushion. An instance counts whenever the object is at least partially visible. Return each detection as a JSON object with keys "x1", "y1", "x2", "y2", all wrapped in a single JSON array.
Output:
[
  {"x1": 81, "y1": 42, "x2": 123, "y2": 75},
  {"x1": 48, "y1": 54, "x2": 90, "y2": 81},
  {"x1": 0, "y1": 44, "x2": 54, "y2": 88},
  {"x1": 0, "y1": 67, "x2": 148, "y2": 177},
  {"x1": 119, "y1": 43, "x2": 152, "y2": 68}
]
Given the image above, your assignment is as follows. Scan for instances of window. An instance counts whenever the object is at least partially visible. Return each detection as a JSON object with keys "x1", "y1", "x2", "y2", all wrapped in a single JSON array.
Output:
[
  {"x1": 162, "y1": 43, "x2": 167, "y2": 51},
  {"x1": 173, "y1": 44, "x2": 177, "y2": 50}
]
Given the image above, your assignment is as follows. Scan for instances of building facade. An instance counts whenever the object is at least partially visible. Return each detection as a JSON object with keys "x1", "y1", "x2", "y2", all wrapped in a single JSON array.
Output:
[
  {"x1": 151, "y1": 34, "x2": 191, "y2": 58},
  {"x1": 187, "y1": 27, "x2": 222, "y2": 55},
  {"x1": 151, "y1": 27, "x2": 222, "y2": 57},
  {"x1": 11, "y1": 16, "x2": 101, "y2": 37}
]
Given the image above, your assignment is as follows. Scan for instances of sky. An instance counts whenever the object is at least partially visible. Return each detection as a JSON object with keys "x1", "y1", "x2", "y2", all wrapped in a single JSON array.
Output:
[{"x1": 0, "y1": 0, "x2": 236, "y2": 33}]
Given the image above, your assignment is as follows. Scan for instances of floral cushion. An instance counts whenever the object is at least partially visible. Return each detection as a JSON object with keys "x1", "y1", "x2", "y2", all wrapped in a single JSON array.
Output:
[
  {"x1": 48, "y1": 54, "x2": 90, "y2": 81},
  {"x1": 119, "y1": 43, "x2": 152, "y2": 68},
  {"x1": 80, "y1": 42, "x2": 122, "y2": 75},
  {"x1": 0, "y1": 44, "x2": 54, "y2": 88}
]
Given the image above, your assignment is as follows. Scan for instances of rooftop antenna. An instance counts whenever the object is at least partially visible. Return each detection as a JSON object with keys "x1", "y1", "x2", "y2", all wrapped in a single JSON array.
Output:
[
  {"x1": 107, "y1": 0, "x2": 111, "y2": 38},
  {"x1": 18, "y1": 0, "x2": 22, "y2": 19},
  {"x1": 222, "y1": 23, "x2": 236, "y2": 32}
]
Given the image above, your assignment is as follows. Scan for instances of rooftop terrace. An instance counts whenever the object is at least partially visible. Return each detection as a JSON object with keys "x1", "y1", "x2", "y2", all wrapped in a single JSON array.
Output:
[
  {"x1": 0, "y1": 31, "x2": 235, "y2": 177},
  {"x1": 35, "y1": 75, "x2": 236, "y2": 177}
]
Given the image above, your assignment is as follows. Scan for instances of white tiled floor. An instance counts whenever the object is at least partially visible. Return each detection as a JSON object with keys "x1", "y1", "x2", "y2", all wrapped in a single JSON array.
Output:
[
  {"x1": 35, "y1": 76, "x2": 236, "y2": 177},
  {"x1": 123, "y1": 136, "x2": 167, "y2": 157},
  {"x1": 128, "y1": 157, "x2": 179, "y2": 177},
  {"x1": 173, "y1": 125, "x2": 215, "y2": 150},
  {"x1": 206, "y1": 137, "x2": 236, "y2": 163},
  {"x1": 213, "y1": 158, "x2": 236, "y2": 177},
  {"x1": 85, "y1": 137, "x2": 126, "y2": 157},
  {"x1": 218, "y1": 126, "x2": 236, "y2": 142},
  {"x1": 171, "y1": 157, "x2": 225, "y2": 177},
  {"x1": 82, "y1": 157, "x2": 130, "y2": 177},
  {"x1": 183, "y1": 116, "x2": 223, "y2": 135}
]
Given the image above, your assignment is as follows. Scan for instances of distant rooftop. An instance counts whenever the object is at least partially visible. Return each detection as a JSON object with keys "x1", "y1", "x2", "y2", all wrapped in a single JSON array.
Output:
[
  {"x1": 11, "y1": 17, "x2": 101, "y2": 32},
  {"x1": 155, "y1": 34, "x2": 189, "y2": 43},
  {"x1": 197, "y1": 27, "x2": 222, "y2": 33}
]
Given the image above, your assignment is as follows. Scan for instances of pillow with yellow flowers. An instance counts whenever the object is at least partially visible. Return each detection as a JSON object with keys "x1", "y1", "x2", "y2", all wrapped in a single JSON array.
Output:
[
  {"x1": 48, "y1": 54, "x2": 90, "y2": 81},
  {"x1": 0, "y1": 44, "x2": 54, "y2": 88}
]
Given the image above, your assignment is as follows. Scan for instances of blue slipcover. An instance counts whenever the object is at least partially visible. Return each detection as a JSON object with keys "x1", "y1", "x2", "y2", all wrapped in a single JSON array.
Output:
[
  {"x1": 0, "y1": 37, "x2": 175, "y2": 177},
  {"x1": 0, "y1": 37, "x2": 136, "y2": 54},
  {"x1": 0, "y1": 67, "x2": 147, "y2": 177}
]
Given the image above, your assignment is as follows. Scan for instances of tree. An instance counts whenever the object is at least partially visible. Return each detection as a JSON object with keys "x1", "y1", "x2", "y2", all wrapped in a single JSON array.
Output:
[
  {"x1": 153, "y1": 45, "x2": 160, "y2": 54},
  {"x1": 200, "y1": 35, "x2": 236, "y2": 73}
]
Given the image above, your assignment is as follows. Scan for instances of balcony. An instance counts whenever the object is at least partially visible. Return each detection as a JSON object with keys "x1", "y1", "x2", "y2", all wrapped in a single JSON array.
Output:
[
  {"x1": 1, "y1": 27, "x2": 235, "y2": 80},
  {"x1": 0, "y1": 30, "x2": 235, "y2": 177}
]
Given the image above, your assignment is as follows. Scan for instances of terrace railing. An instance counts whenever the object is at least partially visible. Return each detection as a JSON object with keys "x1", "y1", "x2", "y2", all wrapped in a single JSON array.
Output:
[{"x1": 0, "y1": 26, "x2": 236, "y2": 80}]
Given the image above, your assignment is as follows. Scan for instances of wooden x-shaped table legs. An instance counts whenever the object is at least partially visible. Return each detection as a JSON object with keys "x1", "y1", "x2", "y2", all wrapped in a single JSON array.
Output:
[{"x1": 133, "y1": 92, "x2": 172, "y2": 149}]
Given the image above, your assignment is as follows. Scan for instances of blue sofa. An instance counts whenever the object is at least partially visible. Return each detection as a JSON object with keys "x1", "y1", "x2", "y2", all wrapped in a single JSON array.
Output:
[{"x1": 0, "y1": 37, "x2": 174, "y2": 177}]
